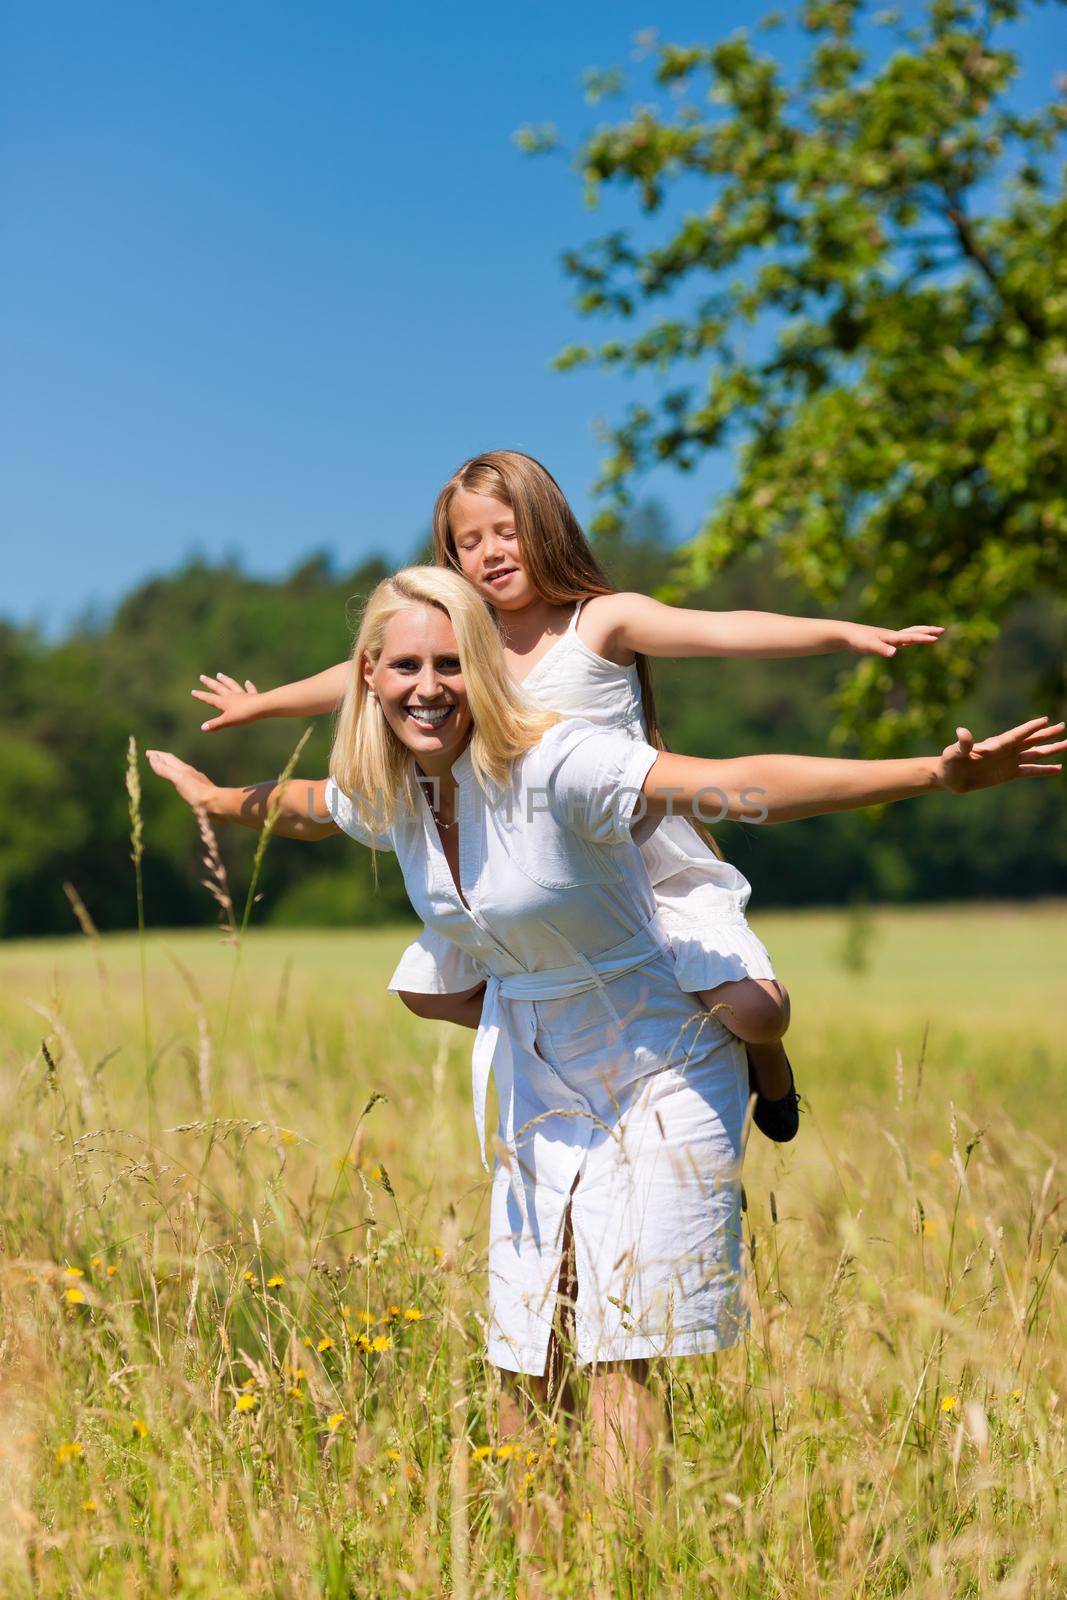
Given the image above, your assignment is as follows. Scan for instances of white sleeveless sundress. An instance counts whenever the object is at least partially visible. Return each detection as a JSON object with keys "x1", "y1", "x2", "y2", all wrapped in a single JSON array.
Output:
[{"x1": 388, "y1": 600, "x2": 776, "y2": 998}]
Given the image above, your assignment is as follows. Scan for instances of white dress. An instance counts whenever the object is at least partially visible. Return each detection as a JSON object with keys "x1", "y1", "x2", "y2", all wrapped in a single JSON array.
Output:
[
  {"x1": 326, "y1": 720, "x2": 749, "y2": 1376},
  {"x1": 389, "y1": 600, "x2": 776, "y2": 1000}
]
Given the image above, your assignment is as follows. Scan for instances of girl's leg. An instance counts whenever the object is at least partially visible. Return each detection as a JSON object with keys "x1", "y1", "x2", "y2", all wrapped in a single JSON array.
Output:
[
  {"x1": 396, "y1": 982, "x2": 486, "y2": 1030},
  {"x1": 696, "y1": 976, "x2": 790, "y2": 1045},
  {"x1": 697, "y1": 977, "x2": 794, "y2": 1103}
]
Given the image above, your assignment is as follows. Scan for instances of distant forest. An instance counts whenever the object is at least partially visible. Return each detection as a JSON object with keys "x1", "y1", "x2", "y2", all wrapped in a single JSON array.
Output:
[{"x1": 2, "y1": 507, "x2": 1064, "y2": 939}]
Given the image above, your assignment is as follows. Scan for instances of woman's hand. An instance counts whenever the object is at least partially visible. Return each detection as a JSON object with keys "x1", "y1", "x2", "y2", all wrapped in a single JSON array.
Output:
[
  {"x1": 146, "y1": 750, "x2": 220, "y2": 811},
  {"x1": 937, "y1": 718, "x2": 1066, "y2": 794},
  {"x1": 843, "y1": 623, "x2": 944, "y2": 657},
  {"x1": 192, "y1": 673, "x2": 262, "y2": 732}
]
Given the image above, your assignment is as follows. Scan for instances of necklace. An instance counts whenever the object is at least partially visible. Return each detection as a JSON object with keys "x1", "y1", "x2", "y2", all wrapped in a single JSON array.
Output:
[{"x1": 434, "y1": 816, "x2": 458, "y2": 831}]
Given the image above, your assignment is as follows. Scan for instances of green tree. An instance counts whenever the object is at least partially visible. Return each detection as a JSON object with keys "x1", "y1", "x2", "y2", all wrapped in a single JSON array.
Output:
[{"x1": 524, "y1": 0, "x2": 1067, "y2": 750}]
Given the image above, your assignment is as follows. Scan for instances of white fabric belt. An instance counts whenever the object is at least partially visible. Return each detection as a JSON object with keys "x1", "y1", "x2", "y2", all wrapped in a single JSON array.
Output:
[{"x1": 470, "y1": 915, "x2": 673, "y2": 1210}]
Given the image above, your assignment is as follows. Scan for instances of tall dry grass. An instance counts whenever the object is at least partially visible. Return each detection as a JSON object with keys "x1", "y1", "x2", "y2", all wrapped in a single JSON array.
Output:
[{"x1": 1, "y1": 897, "x2": 1065, "y2": 1597}]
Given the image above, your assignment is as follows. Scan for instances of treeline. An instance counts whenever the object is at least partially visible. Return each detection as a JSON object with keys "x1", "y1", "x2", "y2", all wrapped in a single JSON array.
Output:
[{"x1": 1, "y1": 511, "x2": 1064, "y2": 939}]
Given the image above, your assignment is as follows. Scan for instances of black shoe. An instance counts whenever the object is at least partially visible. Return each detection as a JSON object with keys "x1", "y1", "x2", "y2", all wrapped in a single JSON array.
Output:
[{"x1": 748, "y1": 1049, "x2": 800, "y2": 1143}]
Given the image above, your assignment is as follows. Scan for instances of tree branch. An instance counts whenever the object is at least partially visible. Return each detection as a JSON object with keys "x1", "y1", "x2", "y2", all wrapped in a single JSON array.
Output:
[{"x1": 942, "y1": 191, "x2": 1047, "y2": 340}]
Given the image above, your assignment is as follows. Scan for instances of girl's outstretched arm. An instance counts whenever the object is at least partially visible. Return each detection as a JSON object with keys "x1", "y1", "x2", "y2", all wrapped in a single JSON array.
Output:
[
  {"x1": 640, "y1": 718, "x2": 1065, "y2": 824},
  {"x1": 147, "y1": 750, "x2": 338, "y2": 839},
  {"x1": 192, "y1": 662, "x2": 351, "y2": 732},
  {"x1": 596, "y1": 591, "x2": 943, "y2": 661}
]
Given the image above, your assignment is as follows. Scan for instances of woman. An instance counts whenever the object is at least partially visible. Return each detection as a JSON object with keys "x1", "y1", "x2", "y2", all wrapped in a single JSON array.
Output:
[
  {"x1": 191, "y1": 449, "x2": 944, "y2": 1141},
  {"x1": 150, "y1": 565, "x2": 1062, "y2": 1496}
]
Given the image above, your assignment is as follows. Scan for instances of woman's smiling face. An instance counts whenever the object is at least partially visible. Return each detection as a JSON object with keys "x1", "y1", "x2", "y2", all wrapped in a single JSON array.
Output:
[
  {"x1": 362, "y1": 604, "x2": 473, "y2": 773},
  {"x1": 449, "y1": 488, "x2": 538, "y2": 611}
]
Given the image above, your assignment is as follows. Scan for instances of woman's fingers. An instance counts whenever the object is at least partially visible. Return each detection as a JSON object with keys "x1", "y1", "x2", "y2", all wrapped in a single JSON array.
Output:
[
  {"x1": 216, "y1": 673, "x2": 244, "y2": 692},
  {"x1": 191, "y1": 689, "x2": 223, "y2": 707},
  {"x1": 973, "y1": 718, "x2": 1053, "y2": 755},
  {"x1": 1022, "y1": 738, "x2": 1067, "y2": 759},
  {"x1": 244, "y1": 680, "x2": 258, "y2": 694},
  {"x1": 1019, "y1": 764, "x2": 1063, "y2": 776},
  {"x1": 146, "y1": 749, "x2": 179, "y2": 780},
  {"x1": 895, "y1": 626, "x2": 944, "y2": 646}
]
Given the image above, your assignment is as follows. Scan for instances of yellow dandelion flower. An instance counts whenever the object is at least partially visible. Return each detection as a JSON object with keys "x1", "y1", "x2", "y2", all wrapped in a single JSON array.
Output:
[
  {"x1": 65, "y1": 1287, "x2": 86, "y2": 1305},
  {"x1": 63, "y1": 1267, "x2": 85, "y2": 1279},
  {"x1": 471, "y1": 1445, "x2": 493, "y2": 1462},
  {"x1": 357, "y1": 1335, "x2": 372, "y2": 1352},
  {"x1": 548, "y1": 1433, "x2": 558, "y2": 1447},
  {"x1": 522, "y1": 1470, "x2": 536, "y2": 1487},
  {"x1": 316, "y1": 1335, "x2": 334, "y2": 1353},
  {"x1": 525, "y1": 1449, "x2": 539, "y2": 1465},
  {"x1": 241, "y1": 1378, "x2": 256, "y2": 1391},
  {"x1": 82, "y1": 1498, "x2": 97, "y2": 1514},
  {"x1": 90, "y1": 1256, "x2": 102, "y2": 1269},
  {"x1": 302, "y1": 1336, "x2": 313, "y2": 1347},
  {"x1": 386, "y1": 1448, "x2": 401, "y2": 1461},
  {"x1": 370, "y1": 1165, "x2": 382, "y2": 1181},
  {"x1": 266, "y1": 1275, "x2": 285, "y2": 1288},
  {"x1": 235, "y1": 1394, "x2": 257, "y2": 1413},
  {"x1": 290, "y1": 1366, "x2": 306, "y2": 1381},
  {"x1": 277, "y1": 1128, "x2": 296, "y2": 1146},
  {"x1": 342, "y1": 1304, "x2": 352, "y2": 1318},
  {"x1": 1011, "y1": 1388, "x2": 1023, "y2": 1402},
  {"x1": 371, "y1": 1334, "x2": 392, "y2": 1354},
  {"x1": 382, "y1": 1304, "x2": 399, "y2": 1320},
  {"x1": 495, "y1": 1443, "x2": 518, "y2": 1460},
  {"x1": 55, "y1": 1441, "x2": 84, "y2": 1464},
  {"x1": 387, "y1": 1482, "x2": 397, "y2": 1498},
  {"x1": 242, "y1": 1270, "x2": 255, "y2": 1284},
  {"x1": 922, "y1": 1218, "x2": 939, "y2": 1238},
  {"x1": 106, "y1": 1265, "x2": 118, "y2": 1277},
  {"x1": 433, "y1": 1246, "x2": 444, "y2": 1260},
  {"x1": 403, "y1": 1307, "x2": 422, "y2": 1322},
  {"x1": 941, "y1": 1395, "x2": 959, "y2": 1414},
  {"x1": 131, "y1": 1419, "x2": 149, "y2": 1438},
  {"x1": 288, "y1": 1386, "x2": 303, "y2": 1399},
  {"x1": 326, "y1": 1411, "x2": 344, "y2": 1430},
  {"x1": 359, "y1": 1311, "x2": 375, "y2": 1325}
]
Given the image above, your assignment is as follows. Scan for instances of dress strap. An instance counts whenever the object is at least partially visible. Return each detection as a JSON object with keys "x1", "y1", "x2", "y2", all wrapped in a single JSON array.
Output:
[{"x1": 566, "y1": 599, "x2": 585, "y2": 632}]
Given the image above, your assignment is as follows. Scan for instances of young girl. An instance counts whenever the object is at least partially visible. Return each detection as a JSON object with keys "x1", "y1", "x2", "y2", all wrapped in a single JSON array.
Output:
[
  {"x1": 156, "y1": 564, "x2": 1061, "y2": 1502},
  {"x1": 192, "y1": 451, "x2": 943, "y2": 1140}
]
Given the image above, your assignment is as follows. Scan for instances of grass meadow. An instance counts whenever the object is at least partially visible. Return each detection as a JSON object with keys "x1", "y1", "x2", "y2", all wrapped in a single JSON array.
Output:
[{"x1": 1, "y1": 899, "x2": 1065, "y2": 1597}]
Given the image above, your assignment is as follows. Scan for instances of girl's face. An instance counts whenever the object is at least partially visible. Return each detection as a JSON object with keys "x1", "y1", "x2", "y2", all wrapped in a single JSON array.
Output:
[
  {"x1": 449, "y1": 489, "x2": 539, "y2": 612},
  {"x1": 362, "y1": 604, "x2": 473, "y2": 773}
]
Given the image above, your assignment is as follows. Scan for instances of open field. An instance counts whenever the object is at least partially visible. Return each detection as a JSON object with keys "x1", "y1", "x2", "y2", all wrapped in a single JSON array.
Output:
[{"x1": 2, "y1": 904, "x2": 1066, "y2": 1596}]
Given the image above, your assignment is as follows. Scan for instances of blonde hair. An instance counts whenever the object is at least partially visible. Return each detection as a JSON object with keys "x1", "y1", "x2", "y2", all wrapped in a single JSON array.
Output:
[
  {"x1": 433, "y1": 448, "x2": 724, "y2": 859},
  {"x1": 329, "y1": 566, "x2": 559, "y2": 835}
]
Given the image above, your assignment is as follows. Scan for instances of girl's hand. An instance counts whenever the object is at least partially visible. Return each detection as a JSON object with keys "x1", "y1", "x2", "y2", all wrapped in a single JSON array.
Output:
[
  {"x1": 192, "y1": 673, "x2": 261, "y2": 732},
  {"x1": 937, "y1": 718, "x2": 1066, "y2": 794},
  {"x1": 844, "y1": 623, "x2": 944, "y2": 657},
  {"x1": 146, "y1": 749, "x2": 219, "y2": 811}
]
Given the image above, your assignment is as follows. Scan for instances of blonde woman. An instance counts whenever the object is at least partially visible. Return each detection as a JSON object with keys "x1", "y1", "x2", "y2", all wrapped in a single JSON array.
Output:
[
  {"x1": 191, "y1": 450, "x2": 945, "y2": 1143},
  {"x1": 151, "y1": 565, "x2": 1063, "y2": 1497}
]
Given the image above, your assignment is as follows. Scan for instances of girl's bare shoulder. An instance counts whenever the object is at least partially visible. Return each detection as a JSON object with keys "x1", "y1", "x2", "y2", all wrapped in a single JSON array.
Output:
[{"x1": 576, "y1": 592, "x2": 644, "y2": 666}]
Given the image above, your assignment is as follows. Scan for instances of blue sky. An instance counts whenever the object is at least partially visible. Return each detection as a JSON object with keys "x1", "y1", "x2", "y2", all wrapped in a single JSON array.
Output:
[{"x1": 3, "y1": 1, "x2": 1064, "y2": 632}]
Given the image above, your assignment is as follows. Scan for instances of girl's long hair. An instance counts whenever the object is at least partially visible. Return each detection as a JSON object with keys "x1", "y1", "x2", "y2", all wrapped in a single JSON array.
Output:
[
  {"x1": 432, "y1": 449, "x2": 724, "y2": 859},
  {"x1": 330, "y1": 566, "x2": 559, "y2": 835}
]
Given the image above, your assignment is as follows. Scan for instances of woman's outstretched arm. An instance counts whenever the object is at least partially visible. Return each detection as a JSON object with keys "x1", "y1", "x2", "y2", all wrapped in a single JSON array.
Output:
[
  {"x1": 147, "y1": 751, "x2": 338, "y2": 839},
  {"x1": 640, "y1": 718, "x2": 1065, "y2": 824},
  {"x1": 192, "y1": 662, "x2": 351, "y2": 732}
]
